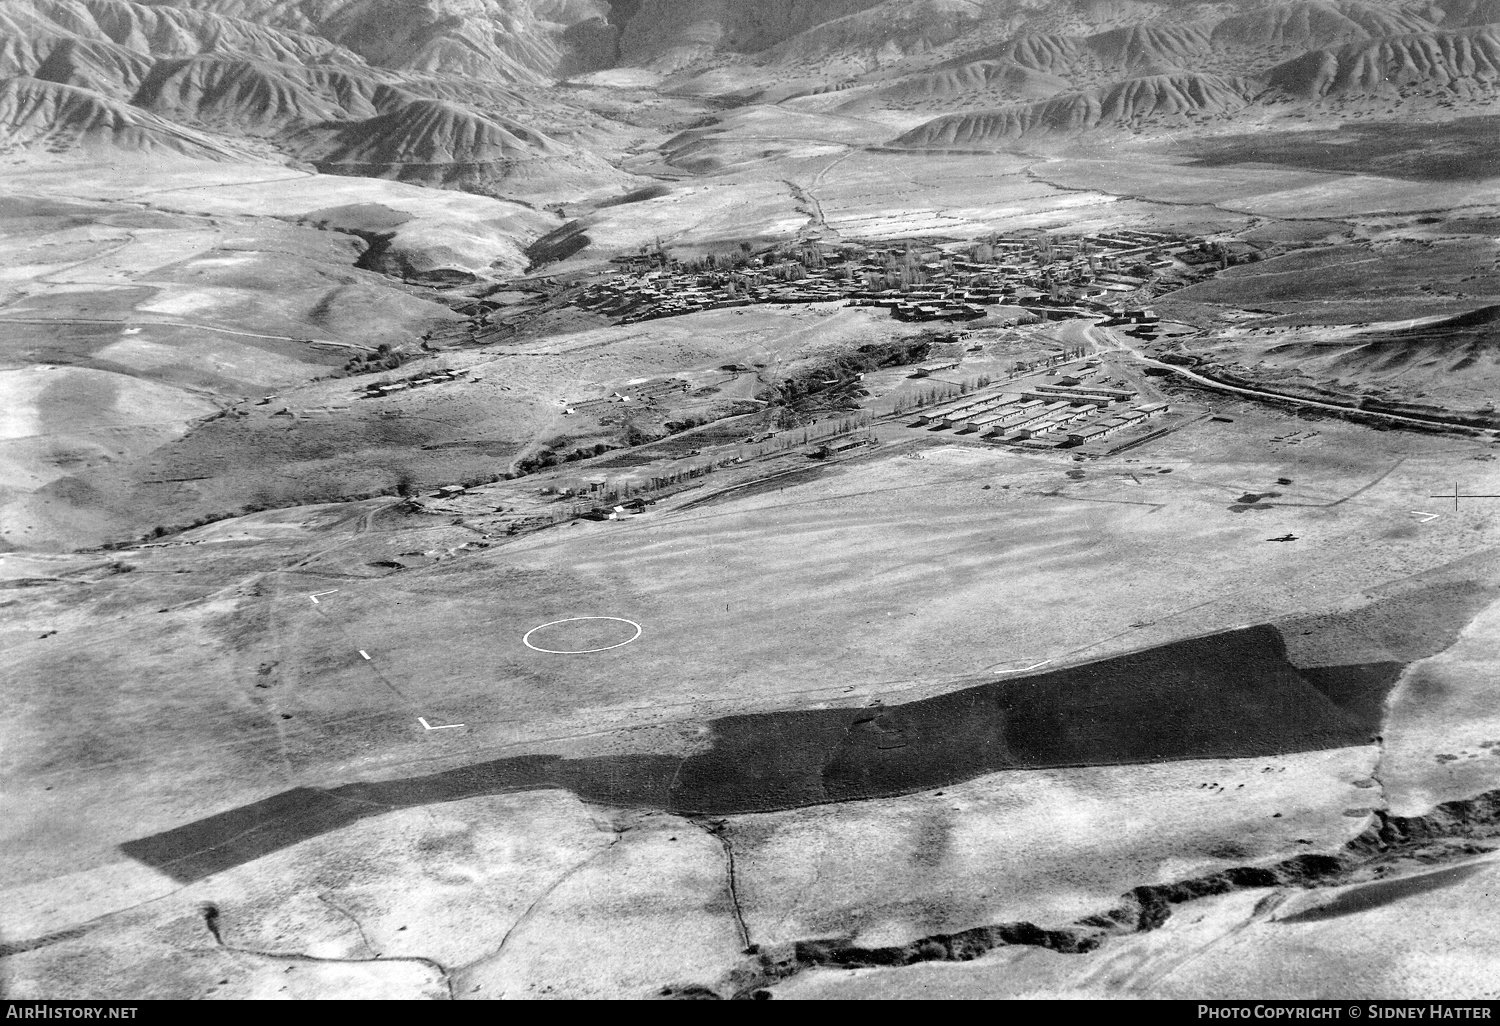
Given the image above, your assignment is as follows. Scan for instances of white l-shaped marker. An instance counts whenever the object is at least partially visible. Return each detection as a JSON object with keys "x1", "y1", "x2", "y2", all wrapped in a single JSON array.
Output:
[{"x1": 418, "y1": 717, "x2": 464, "y2": 731}]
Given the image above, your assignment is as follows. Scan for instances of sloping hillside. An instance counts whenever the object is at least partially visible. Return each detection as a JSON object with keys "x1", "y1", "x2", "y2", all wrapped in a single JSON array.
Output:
[
  {"x1": 831, "y1": 58, "x2": 1072, "y2": 112},
  {"x1": 287, "y1": 96, "x2": 630, "y2": 199},
  {"x1": 136, "y1": 0, "x2": 583, "y2": 82},
  {"x1": 1210, "y1": 1, "x2": 1433, "y2": 49},
  {"x1": 889, "y1": 72, "x2": 1262, "y2": 147},
  {"x1": 295, "y1": 97, "x2": 563, "y2": 164},
  {"x1": 7, "y1": 0, "x2": 1500, "y2": 208},
  {"x1": 618, "y1": 0, "x2": 890, "y2": 67},
  {"x1": 0, "y1": 3, "x2": 77, "y2": 79},
  {"x1": 32, "y1": 38, "x2": 154, "y2": 100},
  {"x1": 759, "y1": 0, "x2": 988, "y2": 71},
  {"x1": 0, "y1": 0, "x2": 627, "y2": 202},
  {"x1": 1430, "y1": 0, "x2": 1500, "y2": 27},
  {"x1": 1326, "y1": 305, "x2": 1500, "y2": 378},
  {"x1": 130, "y1": 55, "x2": 381, "y2": 132},
  {"x1": 0, "y1": 75, "x2": 235, "y2": 156},
  {"x1": 1268, "y1": 24, "x2": 1500, "y2": 98},
  {"x1": 69, "y1": 0, "x2": 363, "y2": 66},
  {"x1": 1086, "y1": 23, "x2": 1215, "y2": 71}
]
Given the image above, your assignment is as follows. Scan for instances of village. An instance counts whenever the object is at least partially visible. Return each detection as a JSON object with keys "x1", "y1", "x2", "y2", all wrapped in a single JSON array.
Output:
[
  {"x1": 567, "y1": 229, "x2": 1233, "y2": 325},
  {"x1": 361, "y1": 225, "x2": 1221, "y2": 535}
]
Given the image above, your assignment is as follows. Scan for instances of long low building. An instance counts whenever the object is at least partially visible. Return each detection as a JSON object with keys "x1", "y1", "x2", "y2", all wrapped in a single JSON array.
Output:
[
  {"x1": 1018, "y1": 419, "x2": 1067, "y2": 438},
  {"x1": 1067, "y1": 412, "x2": 1147, "y2": 444},
  {"x1": 963, "y1": 407, "x2": 1028, "y2": 432},
  {"x1": 983, "y1": 408, "x2": 1066, "y2": 437},
  {"x1": 913, "y1": 392, "x2": 1026, "y2": 425},
  {"x1": 912, "y1": 360, "x2": 960, "y2": 377},
  {"x1": 938, "y1": 394, "x2": 1025, "y2": 427},
  {"x1": 912, "y1": 400, "x2": 978, "y2": 425},
  {"x1": 1022, "y1": 405, "x2": 1096, "y2": 436},
  {"x1": 1068, "y1": 424, "x2": 1111, "y2": 444},
  {"x1": 1033, "y1": 384, "x2": 1137, "y2": 402},
  {"x1": 1047, "y1": 407, "x2": 1092, "y2": 426},
  {"x1": 1023, "y1": 390, "x2": 1112, "y2": 408}
]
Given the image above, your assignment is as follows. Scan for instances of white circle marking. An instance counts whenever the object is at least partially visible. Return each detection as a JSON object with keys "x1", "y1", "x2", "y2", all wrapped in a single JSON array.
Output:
[{"x1": 522, "y1": 616, "x2": 643, "y2": 654}]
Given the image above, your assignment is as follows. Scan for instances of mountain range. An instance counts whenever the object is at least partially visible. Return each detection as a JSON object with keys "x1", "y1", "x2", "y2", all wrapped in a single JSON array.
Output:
[{"x1": 2, "y1": 0, "x2": 1498, "y2": 199}]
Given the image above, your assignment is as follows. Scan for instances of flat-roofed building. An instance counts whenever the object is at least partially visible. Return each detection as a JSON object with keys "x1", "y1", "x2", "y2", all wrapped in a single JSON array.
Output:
[
  {"x1": 1034, "y1": 384, "x2": 1136, "y2": 402},
  {"x1": 965, "y1": 409, "x2": 1022, "y2": 432},
  {"x1": 1024, "y1": 389, "x2": 1112, "y2": 408},
  {"x1": 1018, "y1": 419, "x2": 1063, "y2": 437},
  {"x1": 938, "y1": 395, "x2": 1020, "y2": 427},
  {"x1": 1068, "y1": 424, "x2": 1112, "y2": 444},
  {"x1": 914, "y1": 397, "x2": 983, "y2": 425},
  {"x1": 1049, "y1": 407, "x2": 1091, "y2": 425},
  {"x1": 912, "y1": 400, "x2": 971, "y2": 425},
  {"x1": 914, "y1": 391, "x2": 1025, "y2": 425},
  {"x1": 983, "y1": 410, "x2": 1059, "y2": 437},
  {"x1": 912, "y1": 360, "x2": 960, "y2": 377}
]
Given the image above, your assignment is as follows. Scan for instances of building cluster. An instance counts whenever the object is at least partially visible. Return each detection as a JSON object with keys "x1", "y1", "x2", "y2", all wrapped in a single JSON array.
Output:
[
  {"x1": 360, "y1": 367, "x2": 465, "y2": 398},
  {"x1": 569, "y1": 231, "x2": 1197, "y2": 326},
  {"x1": 911, "y1": 374, "x2": 1170, "y2": 449}
]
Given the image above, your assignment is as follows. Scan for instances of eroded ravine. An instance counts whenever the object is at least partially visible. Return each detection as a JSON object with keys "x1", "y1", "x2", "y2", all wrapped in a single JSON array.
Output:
[{"x1": 707, "y1": 788, "x2": 1500, "y2": 999}]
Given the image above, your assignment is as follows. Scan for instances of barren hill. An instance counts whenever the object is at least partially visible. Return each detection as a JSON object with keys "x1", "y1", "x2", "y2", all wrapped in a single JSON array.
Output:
[
  {"x1": 6, "y1": 0, "x2": 1500, "y2": 178},
  {"x1": 286, "y1": 95, "x2": 630, "y2": 200},
  {"x1": 888, "y1": 72, "x2": 1262, "y2": 147},
  {"x1": 944, "y1": 3, "x2": 1445, "y2": 81},
  {"x1": 757, "y1": 0, "x2": 989, "y2": 72},
  {"x1": 130, "y1": 55, "x2": 382, "y2": 131},
  {"x1": 64, "y1": 0, "x2": 363, "y2": 66},
  {"x1": 618, "y1": 0, "x2": 889, "y2": 68},
  {"x1": 0, "y1": 75, "x2": 234, "y2": 156},
  {"x1": 32, "y1": 37, "x2": 154, "y2": 100},
  {"x1": 833, "y1": 58, "x2": 1072, "y2": 112},
  {"x1": 1209, "y1": 1, "x2": 1433, "y2": 49},
  {"x1": 1431, "y1": 0, "x2": 1500, "y2": 27},
  {"x1": 5, "y1": 0, "x2": 1500, "y2": 218},
  {"x1": 0, "y1": 0, "x2": 628, "y2": 203},
  {"x1": 134, "y1": 0, "x2": 591, "y2": 82},
  {"x1": 1268, "y1": 24, "x2": 1500, "y2": 99},
  {"x1": 1330, "y1": 305, "x2": 1500, "y2": 376},
  {"x1": 1086, "y1": 23, "x2": 1215, "y2": 71},
  {"x1": 296, "y1": 96, "x2": 562, "y2": 164}
]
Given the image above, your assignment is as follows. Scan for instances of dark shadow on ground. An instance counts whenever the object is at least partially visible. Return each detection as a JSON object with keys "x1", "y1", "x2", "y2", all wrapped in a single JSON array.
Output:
[
  {"x1": 1276, "y1": 861, "x2": 1492, "y2": 923},
  {"x1": 122, "y1": 624, "x2": 1405, "y2": 883}
]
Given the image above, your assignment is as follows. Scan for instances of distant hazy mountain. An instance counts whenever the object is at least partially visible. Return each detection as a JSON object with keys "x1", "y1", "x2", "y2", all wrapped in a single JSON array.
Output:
[{"x1": 3, "y1": 0, "x2": 1499, "y2": 196}]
